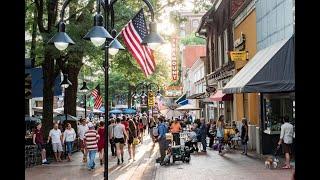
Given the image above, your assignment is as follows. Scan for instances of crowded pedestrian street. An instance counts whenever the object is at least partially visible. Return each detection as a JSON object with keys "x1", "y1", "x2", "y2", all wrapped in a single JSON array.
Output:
[
  {"x1": 25, "y1": 0, "x2": 296, "y2": 179},
  {"x1": 26, "y1": 134, "x2": 294, "y2": 180}
]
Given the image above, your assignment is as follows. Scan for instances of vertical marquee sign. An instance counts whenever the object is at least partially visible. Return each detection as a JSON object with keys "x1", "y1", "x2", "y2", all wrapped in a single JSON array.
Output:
[{"x1": 171, "y1": 37, "x2": 178, "y2": 81}]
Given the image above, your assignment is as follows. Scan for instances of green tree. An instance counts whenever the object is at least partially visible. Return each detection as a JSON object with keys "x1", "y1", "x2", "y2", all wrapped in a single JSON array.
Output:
[{"x1": 180, "y1": 34, "x2": 206, "y2": 45}]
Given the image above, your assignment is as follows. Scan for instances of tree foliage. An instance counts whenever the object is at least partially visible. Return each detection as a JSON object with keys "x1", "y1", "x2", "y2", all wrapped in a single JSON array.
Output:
[{"x1": 180, "y1": 34, "x2": 206, "y2": 45}]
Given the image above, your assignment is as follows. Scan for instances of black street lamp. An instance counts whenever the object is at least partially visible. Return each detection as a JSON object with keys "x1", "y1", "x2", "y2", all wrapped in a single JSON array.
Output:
[
  {"x1": 48, "y1": 0, "x2": 164, "y2": 178},
  {"x1": 60, "y1": 74, "x2": 72, "y2": 126},
  {"x1": 80, "y1": 81, "x2": 89, "y2": 118}
]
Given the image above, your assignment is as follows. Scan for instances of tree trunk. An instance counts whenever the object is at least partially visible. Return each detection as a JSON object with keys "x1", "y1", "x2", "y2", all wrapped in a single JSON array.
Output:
[
  {"x1": 128, "y1": 84, "x2": 133, "y2": 108},
  {"x1": 30, "y1": 8, "x2": 37, "y2": 58},
  {"x1": 42, "y1": 47, "x2": 55, "y2": 136}
]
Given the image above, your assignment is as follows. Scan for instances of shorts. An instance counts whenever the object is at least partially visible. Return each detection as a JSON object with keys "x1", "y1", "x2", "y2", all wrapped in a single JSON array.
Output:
[
  {"x1": 80, "y1": 139, "x2": 85, "y2": 149},
  {"x1": 283, "y1": 143, "x2": 292, "y2": 154},
  {"x1": 128, "y1": 137, "x2": 133, "y2": 145},
  {"x1": 36, "y1": 143, "x2": 46, "y2": 151},
  {"x1": 52, "y1": 143, "x2": 63, "y2": 152},
  {"x1": 114, "y1": 138, "x2": 125, "y2": 144}
]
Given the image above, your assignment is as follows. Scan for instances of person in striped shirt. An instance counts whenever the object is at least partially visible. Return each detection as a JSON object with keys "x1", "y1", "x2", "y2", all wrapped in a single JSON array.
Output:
[{"x1": 84, "y1": 122, "x2": 100, "y2": 170}]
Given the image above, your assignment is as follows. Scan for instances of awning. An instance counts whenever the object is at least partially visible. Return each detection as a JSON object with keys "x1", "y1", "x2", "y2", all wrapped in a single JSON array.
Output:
[
  {"x1": 175, "y1": 93, "x2": 186, "y2": 104},
  {"x1": 176, "y1": 104, "x2": 201, "y2": 111},
  {"x1": 223, "y1": 35, "x2": 294, "y2": 94},
  {"x1": 178, "y1": 99, "x2": 189, "y2": 105},
  {"x1": 186, "y1": 92, "x2": 205, "y2": 99},
  {"x1": 210, "y1": 90, "x2": 233, "y2": 101}
]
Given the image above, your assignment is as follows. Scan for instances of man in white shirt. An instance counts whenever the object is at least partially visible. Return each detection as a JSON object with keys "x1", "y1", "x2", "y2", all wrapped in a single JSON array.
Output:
[
  {"x1": 78, "y1": 119, "x2": 89, "y2": 162},
  {"x1": 278, "y1": 116, "x2": 294, "y2": 169},
  {"x1": 47, "y1": 123, "x2": 63, "y2": 162}
]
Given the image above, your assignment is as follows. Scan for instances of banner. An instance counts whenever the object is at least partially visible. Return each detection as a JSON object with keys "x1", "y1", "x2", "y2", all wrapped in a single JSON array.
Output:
[
  {"x1": 164, "y1": 86, "x2": 182, "y2": 97},
  {"x1": 230, "y1": 51, "x2": 248, "y2": 61},
  {"x1": 148, "y1": 92, "x2": 155, "y2": 107},
  {"x1": 171, "y1": 37, "x2": 178, "y2": 81}
]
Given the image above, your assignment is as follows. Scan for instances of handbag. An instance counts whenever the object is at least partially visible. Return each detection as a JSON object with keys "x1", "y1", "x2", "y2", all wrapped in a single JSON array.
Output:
[{"x1": 133, "y1": 138, "x2": 140, "y2": 145}]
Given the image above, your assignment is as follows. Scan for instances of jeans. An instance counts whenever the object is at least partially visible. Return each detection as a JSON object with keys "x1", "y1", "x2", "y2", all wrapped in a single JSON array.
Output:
[
  {"x1": 158, "y1": 137, "x2": 167, "y2": 162},
  {"x1": 65, "y1": 141, "x2": 73, "y2": 154},
  {"x1": 87, "y1": 150, "x2": 97, "y2": 169},
  {"x1": 201, "y1": 136, "x2": 207, "y2": 151},
  {"x1": 110, "y1": 139, "x2": 116, "y2": 156}
]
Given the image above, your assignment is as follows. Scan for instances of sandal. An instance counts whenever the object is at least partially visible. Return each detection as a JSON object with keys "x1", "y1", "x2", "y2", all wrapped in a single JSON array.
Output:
[{"x1": 282, "y1": 165, "x2": 291, "y2": 169}]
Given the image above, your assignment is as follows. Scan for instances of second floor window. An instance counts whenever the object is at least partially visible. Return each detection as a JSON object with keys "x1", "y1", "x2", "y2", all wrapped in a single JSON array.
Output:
[
  {"x1": 218, "y1": 36, "x2": 222, "y2": 67},
  {"x1": 223, "y1": 29, "x2": 229, "y2": 64}
]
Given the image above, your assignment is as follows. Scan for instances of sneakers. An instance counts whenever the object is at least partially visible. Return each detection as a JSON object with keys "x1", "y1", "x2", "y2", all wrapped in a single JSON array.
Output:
[{"x1": 42, "y1": 161, "x2": 50, "y2": 165}]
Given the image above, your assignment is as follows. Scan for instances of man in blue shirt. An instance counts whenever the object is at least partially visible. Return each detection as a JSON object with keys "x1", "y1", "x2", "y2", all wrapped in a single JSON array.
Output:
[{"x1": 158, "y1": 117, "x2": 168, "y2": 162}]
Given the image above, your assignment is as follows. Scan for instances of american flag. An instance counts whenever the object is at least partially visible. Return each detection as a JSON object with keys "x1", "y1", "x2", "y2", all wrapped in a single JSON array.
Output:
[
  {"x1": 91, "y1": 85, "x2": 102, "y2": 109},
  {"x1": 121, "y1": 9, "x2": 155, "y2": 76}
]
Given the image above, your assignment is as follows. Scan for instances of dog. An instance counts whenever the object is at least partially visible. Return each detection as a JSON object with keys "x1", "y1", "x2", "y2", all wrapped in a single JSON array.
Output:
[{"x1": 265, "y1": 157, "x2": 279, "y2": 169}]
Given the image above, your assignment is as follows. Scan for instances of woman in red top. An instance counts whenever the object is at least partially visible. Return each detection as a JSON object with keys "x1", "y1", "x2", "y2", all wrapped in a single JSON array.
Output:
[{"x1": 97, "y1": 121, "x2": 105, "y2": 165}]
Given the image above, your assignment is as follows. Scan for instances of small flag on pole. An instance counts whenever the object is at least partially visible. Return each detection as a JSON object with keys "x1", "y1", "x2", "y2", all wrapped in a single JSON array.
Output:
[{"x1": 91, "y1": 84, "x2": 103, "y2": 109}]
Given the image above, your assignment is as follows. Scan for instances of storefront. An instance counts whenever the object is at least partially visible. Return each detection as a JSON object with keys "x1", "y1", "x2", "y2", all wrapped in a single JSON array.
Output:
[{"x1": 223, "y1": 35, "x2": 295, "y2": 155}]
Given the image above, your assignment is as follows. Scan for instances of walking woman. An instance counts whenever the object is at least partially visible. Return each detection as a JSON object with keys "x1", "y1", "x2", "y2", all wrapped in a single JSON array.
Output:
[
  {"x1": 97, "y1": 121, "x2": 105, "y2": 165},
  {"x1": 127, "y1": 119, "x2": 138, "y2": 161},
  {"x1": 63, "y1": 123, "x2": 76, "y2": 161},
  {"x1": 241, "y1": 118, "x2": 249, "y2": 155},
  {"x1": 216, "y1": 115, "x2": 225, "y2": 155}
]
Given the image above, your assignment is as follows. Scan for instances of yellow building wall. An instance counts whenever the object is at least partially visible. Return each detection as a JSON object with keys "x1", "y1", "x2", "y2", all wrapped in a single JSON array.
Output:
[{"x1": 233, "y1": 10, "x2": 259, "y2": 125}]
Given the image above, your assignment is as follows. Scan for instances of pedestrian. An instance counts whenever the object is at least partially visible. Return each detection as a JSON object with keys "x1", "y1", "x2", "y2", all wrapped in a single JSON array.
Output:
[
  {"x1": 32, "y1": 122, "x2": 49, "y2": 164},
  {"x1": 278, "y1": 115, "x2": 294, "y2": 169},
  {"x1": 63, "y1": 123, "x2": 76, "y2": 161},
  {"x1": 84, "y1": 122, "x2": 100, "y2": 171},
  {"x1": 199, "y1": 118, "x2": 207, "y2": 152},
  {"x1": 241, "y1": 117, "x2": 249, "y2": 155},
  {"x1": 108, "y1": 119, "x2": 116, "y2": 157},
  {"x1": 78, "y1": 118, "x2": 89, "y2": 163},
  {"x1": 207, "y1": 119, "x2": 216, "y2": 148},
  {"x1": 114, "y1": 117, "x2": 128, "y2": 165},
  {"x1": 97, "y1": 121, "x2": 105, "y2": 165},
  {"x1": 47, "y1": 123, "x2": 63, "y2": 162},
  {"x1": 170, "y1": 118, "x2": 182, "y2": 145},
  {"x1": 216, "y1": 115, "x2": 225, "y2": 155},
  {"x1": 157, "y1": 117, "x2": 168, "y2": 163},
  {"x1": 141, "y1": 113, "x2": 148, "y2": 135},
  {"x1": 138, "y1": 119, "x2": 144, "y2": 143},
  {"x1": 186, "y1": 126, "x2": 198, "y2": 153},
  {"x1": 149, "y1": 117, "x2": 156, "y2": 140},
  {"x1": 127, "y1": 119, "x2": 138, "y2": 161}
]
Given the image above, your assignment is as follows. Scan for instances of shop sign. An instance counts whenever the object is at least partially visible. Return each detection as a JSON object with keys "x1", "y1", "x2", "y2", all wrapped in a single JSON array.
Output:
[
  {"x1": 148, "y1": 92, "x2": 155, "y2": 107},
  {"x1": 171, "y1": 37, "x2": 178, "y2": 81},
  {"x1": 230, "y1": 51, "x2": 248, "y2": 61},
  {"x1": 164, "y1": 86, "x2": 182, "y2": 97}
]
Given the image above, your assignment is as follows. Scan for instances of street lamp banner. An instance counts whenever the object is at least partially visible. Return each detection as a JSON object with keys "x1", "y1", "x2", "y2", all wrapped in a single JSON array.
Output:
[
  {"x1": 171, "y1": 37, "x2": 178, "y2": 81},
  {"x1": 164, "y1": 86, "x2": 182, "y2": 97},
  {"x1": 229, "y1": 51, "x2": 248, "y2": 61},
  {"x1": 148, "y1": 92, "x2": 155, "y2": 107}
]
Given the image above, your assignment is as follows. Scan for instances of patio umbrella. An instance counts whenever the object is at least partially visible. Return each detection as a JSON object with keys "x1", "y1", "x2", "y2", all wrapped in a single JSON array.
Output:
[
  {"x1": 109, "y1": 109, "x2": 122, "y2": 114},
  {"x1": 160, "y1": 109, "x2": 182, "y2": 119},
  {"x1": 176, "y1": 104, "x2": 201, "y2": 111},
  {"x1": 53, "y1": 114, "x2": 79, "y2": 123},
  {"x1": 123, "y1": 108, "x2": 136, "y2": 114}
]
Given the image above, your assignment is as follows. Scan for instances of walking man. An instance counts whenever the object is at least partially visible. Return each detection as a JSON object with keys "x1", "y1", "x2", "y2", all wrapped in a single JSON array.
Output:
[
  {"x1": 199, "y1": 118, "x2": 207, "y2": 152},
  {"x1": 158, "y1": 117, "x2": 168, "y2": 163},
  {"x1": 108, "y1": 119, "x2": 116, "y2": 156},
  {"x1": 78, "y1": 118, "x2": 89, "y2": 163},
  {"x1": 47, "y1": 123, "x2": 63, "y2": 162},
  {"x1": 33, "y1": 122, "x2": 49, "y2": 164},
  {"x1": 114, "y1": 117, "x2": 128, "y2": 165},
  {"x1": 84, "y1": 122, "x2": 100, "y2": 170},
  {"x1": 141, "y1": 113, "x2": 148, "y2": 135},
  {"x1": 278, "y1": 116, "x2": 294, "y2": 169}
]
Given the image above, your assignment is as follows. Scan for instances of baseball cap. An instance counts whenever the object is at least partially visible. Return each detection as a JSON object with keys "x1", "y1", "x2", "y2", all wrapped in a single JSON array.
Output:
[{"x1": 88, "y1": 122, "x2": 94, "y2": 128}]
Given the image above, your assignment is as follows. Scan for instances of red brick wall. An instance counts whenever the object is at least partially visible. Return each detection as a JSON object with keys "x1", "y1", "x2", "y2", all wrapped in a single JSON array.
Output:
[{"x1": 182, "y1": 46, "x2": 206, "y2": 68}]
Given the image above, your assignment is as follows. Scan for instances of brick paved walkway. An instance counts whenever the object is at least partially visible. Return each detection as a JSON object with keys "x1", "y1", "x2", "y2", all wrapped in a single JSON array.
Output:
[{"x1": 25, "y1": 134, "x2": 294, "y2": 180}]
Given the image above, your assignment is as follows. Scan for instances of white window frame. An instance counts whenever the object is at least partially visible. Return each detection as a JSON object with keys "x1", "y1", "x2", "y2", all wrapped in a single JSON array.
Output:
[
  {"x1": 223, "y1": 29, "x2": 229, "y2": 65},
  {"x1": 218, "y1": 36, "x2": 222, "y2": 67}
]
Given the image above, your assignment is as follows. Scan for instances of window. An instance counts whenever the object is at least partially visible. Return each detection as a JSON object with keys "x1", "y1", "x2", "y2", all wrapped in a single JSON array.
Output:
[
  {"x1": 180, "y1": 30, "x2": 185, "y2": 37},
  {"x1": 192, "y1": 20, "x2": 199, "y2": 29},
  {"x1": 223, "y1": 29, "x2": 229, "y2": 64},
  {"x1": 218, "y1": 36, "x2": 222, "y2": 67}
]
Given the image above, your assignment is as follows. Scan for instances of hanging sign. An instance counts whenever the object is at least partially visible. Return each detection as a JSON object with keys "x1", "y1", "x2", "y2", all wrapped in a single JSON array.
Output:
[
  {"x1": 230, "y1": 51, "x2": 248, "y2": 61},
  {"x1": 148, "y1": 92, "x2": 155, "y2": 107},
  {"x1": 171, "y1": 37, "x2": 178, "y2": 81}
]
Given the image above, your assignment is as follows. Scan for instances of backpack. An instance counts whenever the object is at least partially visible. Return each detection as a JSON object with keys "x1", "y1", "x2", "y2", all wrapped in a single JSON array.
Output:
[{"x1": 153, "y1": 126, "x2": 159, "y2": 136}]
